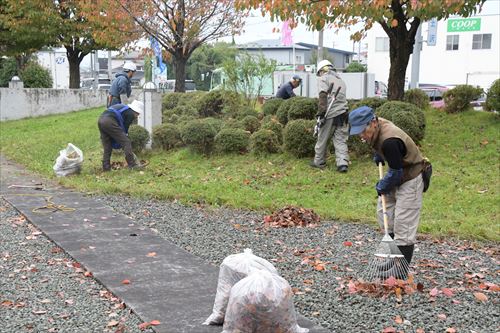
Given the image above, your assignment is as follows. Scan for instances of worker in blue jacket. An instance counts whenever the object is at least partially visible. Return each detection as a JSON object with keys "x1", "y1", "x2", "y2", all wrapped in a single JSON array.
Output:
[
  {"x1": 276, "y1": 74, "x2": 302, "y2": 99},
  {"x1": 107, "y1": 61, "x2": 137, "y2": 107}
]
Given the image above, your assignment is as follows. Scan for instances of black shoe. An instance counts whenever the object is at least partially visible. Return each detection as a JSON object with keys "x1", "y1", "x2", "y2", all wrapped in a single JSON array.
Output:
[
  {"x1": 337, "y1": 165, "x2": 348, "y2": 173},
  {"x1": 310, "y1": 161, "x2": 326, "y2": 169}
]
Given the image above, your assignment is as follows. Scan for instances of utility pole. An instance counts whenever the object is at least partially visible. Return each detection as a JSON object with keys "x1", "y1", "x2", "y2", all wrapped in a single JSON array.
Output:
[
  {"x1": 318, "y1": 30, "x2": 324, "y2": 63},
  {"x1": 410, "y1": 24, "x2": 422, "y2": 89},
  {"x1": 107, "y1": 51, "x2": 112, "y2": 81}
]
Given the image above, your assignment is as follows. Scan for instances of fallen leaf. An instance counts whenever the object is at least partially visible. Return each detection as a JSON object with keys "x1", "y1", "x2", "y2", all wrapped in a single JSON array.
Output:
[
  {"x1": 32, "y1": 310, "x2": 47, "y2": 315},
  {"x1": 84, "y1": 271, "x2": 93, "y2": 277},
  {"x1": 438, "y1": 313, "x2": 447, "y2": 320},
  {"x1": 473, "y1": 292, "x2": 488, "y2": 302},
  {"x1": 416, "y1": 328, "x2": 425, "y2": 333},
  {"x1": 394, "y1": 315, "x2": 403, "y2": 324},
  {"x1": 441, "y1": 288, "x2": 454, "y2": 297},
  {"x1": 138, "y1": 322, "x2": 150, "y2": 330},
  {"x1": 429, "y1": 287, "x2": 439, "y2": 297},
  {"x1": 121, "y1": 279, "x2": 131, "y2": 285},
  {"x1": 445, "y1": 328, "x2": 457, "y2": 333},
  {"x1": 343, "y1": 241, "x2": 353, "y2": 247},
  {"x1": 383, "y1": 327, "x2": 396, "y2": 333},
  {"x1": 150, "y1": 320, "x2": 161, "y2": 326},
  {"x1": 107, "y1": 320, "x2": 119, "y2": 327},
  {"x1": 146, "y1": 252, "x2": 157, "y2": 257}
]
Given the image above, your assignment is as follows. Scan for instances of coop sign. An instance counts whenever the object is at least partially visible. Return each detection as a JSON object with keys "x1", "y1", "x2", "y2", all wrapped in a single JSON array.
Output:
[{"x1": 447, "y1": 18, "x2": 481, "y2": 32}]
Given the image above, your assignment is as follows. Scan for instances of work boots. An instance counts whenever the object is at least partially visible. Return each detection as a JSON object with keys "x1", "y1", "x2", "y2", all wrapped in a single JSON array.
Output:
[
  {"x1": 102, "y1": 161, "x2": 111, "y2": 172},
  {"x1": 377, "y1": 244, "x2": 415, "y2": 280}
]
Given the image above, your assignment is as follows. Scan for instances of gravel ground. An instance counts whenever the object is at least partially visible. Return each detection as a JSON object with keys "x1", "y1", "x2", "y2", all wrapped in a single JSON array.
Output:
[
  {"x1": 0, "y1": 198, "x2": 154, "y2": 333},
  {"x1": 94, "y1": 195, "x2": 499, "y2": 333}
]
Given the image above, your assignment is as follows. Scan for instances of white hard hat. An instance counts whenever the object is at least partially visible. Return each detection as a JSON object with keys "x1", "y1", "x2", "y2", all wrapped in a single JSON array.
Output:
[
  {"x1": 316, "y1": 59, "x2": 333, "y2": 75},
  {"x1": 128, "y1": 100, "x2": 144, "y2": 115},
  {"x1": 123, "y1": 61, "x2": 137, "y2": 72}
]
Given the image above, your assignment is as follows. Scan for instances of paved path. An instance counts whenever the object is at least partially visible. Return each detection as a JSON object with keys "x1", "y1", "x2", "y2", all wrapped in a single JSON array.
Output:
[{"x1": 0, "y1": 155, "x2": 330, "y2": 333}]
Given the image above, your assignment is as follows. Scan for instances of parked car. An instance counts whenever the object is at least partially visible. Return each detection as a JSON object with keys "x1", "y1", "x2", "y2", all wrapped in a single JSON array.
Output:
[
  {"x1": 421, "y1": 85, "x2": 449, "y2": 108},
  {"x1": 470, "y1": 93, "x2": 487, "y2": 110},
  {"x1": 375, "y1": 81, "x2": 388, "y2": 98},
  {"x1": 160, "y1": 79, "x2": 196, "y2": 92},
  {"x1": 80, "y1": 78, "x2": 111, "y2": 90}
]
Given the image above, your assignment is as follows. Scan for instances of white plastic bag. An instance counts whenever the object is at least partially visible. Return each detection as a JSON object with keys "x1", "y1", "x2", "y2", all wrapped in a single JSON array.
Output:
[
  {"x1": 203, "y1": 249, "x2": 278, "y2": 325},
  {"x1": 222, "y1": 270, "x2": 309, "y2": 333},
  {"x1": 53, "y1": 143, "x2": 83, "y2": 177}
]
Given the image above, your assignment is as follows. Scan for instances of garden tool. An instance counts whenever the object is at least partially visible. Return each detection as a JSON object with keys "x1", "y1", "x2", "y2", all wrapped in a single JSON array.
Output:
[
  {"x1": 365, "y1": 163, "x2": 409, "y2": 281},
  {"x1": 314, "y1": 86, "x2": 341, "y2": 137}
]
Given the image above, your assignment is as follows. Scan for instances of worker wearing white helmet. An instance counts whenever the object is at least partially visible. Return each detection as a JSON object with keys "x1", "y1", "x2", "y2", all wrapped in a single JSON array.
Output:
[
  {"x1": 310, "y1": 59, "x2": 350, "y2": 172},
  {"x1": 108, "y1": 61, "x2": 137, "y2": 107}
]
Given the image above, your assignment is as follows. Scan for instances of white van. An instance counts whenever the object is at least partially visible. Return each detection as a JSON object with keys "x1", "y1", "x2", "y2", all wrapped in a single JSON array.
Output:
[{"x1": 159, "y1": 79, "x2": 196, "y2": 92}]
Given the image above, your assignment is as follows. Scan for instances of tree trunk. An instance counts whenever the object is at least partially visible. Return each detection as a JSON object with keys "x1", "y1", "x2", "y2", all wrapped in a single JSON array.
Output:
[
  {"x1": 174, "y1": 54, "x2": 187, "y2": 92},
  {"x1": 66, "y1": 47, "x2": 86, "y2": 89},
  {"x1": 387, "y1": 33, "x2": 413, "y2": 100}
]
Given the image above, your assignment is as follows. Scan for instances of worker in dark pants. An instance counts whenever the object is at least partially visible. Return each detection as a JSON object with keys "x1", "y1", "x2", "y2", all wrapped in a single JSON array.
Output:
[
  {"x1": 98, "y1": 100, "x2": 144, "y2": 171},
  {"x1": 275, "y1": 74, "x2": 302, "y2": 99},
  {"x1": 107, "y1": 61, "x2": 136, "y2": 107}
]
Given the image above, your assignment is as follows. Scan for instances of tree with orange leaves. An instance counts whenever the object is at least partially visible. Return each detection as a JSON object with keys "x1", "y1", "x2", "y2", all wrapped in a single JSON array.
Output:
[{"x1": 235, "y1": 0, "x2": 485, "y2": 100}]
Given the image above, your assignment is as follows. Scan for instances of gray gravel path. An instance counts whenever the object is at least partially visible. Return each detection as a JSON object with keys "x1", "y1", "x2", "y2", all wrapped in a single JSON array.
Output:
[
  {"x1": 95, "y1": 195, "x2": 499, "y2": 333},
  {"x1": 0, "y1": 198, "x2": 154, "y2": 333}
]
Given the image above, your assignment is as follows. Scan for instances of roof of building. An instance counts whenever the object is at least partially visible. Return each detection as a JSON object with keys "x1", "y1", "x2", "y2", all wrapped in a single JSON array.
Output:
[
  {"x1": 296, "y1": 42, "x2": 356, "y2": 55},
  {"x1": 237, "y1": 39, "x2": 355, "y2": 55}
]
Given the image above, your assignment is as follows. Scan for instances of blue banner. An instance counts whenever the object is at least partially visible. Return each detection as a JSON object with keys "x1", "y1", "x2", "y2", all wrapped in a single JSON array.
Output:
[{"x1": 150, "y1": 37, "x2": 166, "y2": 73}]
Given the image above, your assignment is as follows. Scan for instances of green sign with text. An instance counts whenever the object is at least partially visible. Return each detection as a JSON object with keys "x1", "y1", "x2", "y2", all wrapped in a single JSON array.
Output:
[{"x1": 447, "y1": 18, "x2": 481, "y2": 32}]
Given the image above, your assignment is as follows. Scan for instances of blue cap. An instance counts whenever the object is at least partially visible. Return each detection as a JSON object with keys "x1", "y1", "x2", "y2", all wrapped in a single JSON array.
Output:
[
  {"x1": 349, "y1": 106, "x2": 375, "y2": 135},
  {"x1": 292, "y1": 74, "x2": 302, "y2": 81}
]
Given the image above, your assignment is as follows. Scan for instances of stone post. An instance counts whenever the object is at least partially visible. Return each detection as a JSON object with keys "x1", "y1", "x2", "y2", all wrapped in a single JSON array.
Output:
[
  {"x1": 9, "y1": 76, "x2": 24, "y2": 89},
  {"x1": 139, "y1": 82, "x2": 162, "y2": 149}
]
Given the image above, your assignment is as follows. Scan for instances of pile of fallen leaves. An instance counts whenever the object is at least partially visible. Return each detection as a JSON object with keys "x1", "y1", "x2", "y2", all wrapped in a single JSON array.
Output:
[
  {"x1": 110, "y1": 160, "x2": 148, "y2": 170},
  {"x1": 263, "y1": 206, "x2": 320, "y2": 228},
  {"x1": 345, "y1": 275, "x2": 423, "y2": 302}
]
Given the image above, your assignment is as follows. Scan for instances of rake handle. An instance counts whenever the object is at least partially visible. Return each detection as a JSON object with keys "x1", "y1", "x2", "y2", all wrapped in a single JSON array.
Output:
[{"x1": 378, "y1": 163, "x2": 390, "y2": 235}]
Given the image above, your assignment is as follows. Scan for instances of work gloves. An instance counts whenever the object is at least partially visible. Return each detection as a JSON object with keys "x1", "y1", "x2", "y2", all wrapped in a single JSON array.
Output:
[
  {"x1": 373, "y1": 153, "x2": 385, "y2": 166},
  {"x1": 376, "y1": 168, "x2": 403, "y2": 196}
]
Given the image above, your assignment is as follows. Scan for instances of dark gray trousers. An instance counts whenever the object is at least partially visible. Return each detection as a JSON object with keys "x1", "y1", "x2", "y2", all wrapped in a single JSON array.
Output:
[{"x1": 97, "y1": 115, "x2": 136, "y2": 170}]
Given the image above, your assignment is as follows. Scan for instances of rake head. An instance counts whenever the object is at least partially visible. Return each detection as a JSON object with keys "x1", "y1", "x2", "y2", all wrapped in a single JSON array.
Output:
[{"x1": 364, "y1": 234, "x2": 411, "y2": 282}]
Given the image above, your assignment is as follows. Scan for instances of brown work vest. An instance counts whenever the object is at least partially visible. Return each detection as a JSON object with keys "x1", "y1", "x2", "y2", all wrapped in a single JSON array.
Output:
[{"x1": 371, "y1": 118, "x2": 424, "y2": 183}]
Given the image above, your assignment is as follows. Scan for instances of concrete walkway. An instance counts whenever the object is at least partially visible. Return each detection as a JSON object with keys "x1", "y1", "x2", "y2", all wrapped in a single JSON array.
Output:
[{"x1": 0, "y1": 155, "x2": 330, "y2": 333}]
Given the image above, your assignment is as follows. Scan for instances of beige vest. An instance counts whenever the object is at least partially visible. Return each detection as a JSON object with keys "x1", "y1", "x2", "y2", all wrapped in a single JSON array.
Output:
[{"x1": 372, "y1": 118, "x2": 424, "y2": 183}]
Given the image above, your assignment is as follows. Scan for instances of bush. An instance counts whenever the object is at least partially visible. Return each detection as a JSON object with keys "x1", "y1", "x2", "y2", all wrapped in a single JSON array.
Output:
[
  {"x1": 262, "y1": 98, "x2": 284, "y2": 116},
  {"x1": 261, "y1": 117, "x2": 284, "y2": 144},
  {"x1": 163, "y1": 104, "x2": 198, "y2": 122},
  {"x1": 376, "y1": 101, "x2": 426, "y2": 143},
  {"x1": 162, "y1": 91, "x2": 206, "y2": 112},
  {"x1": 20, "y1": 62, "x2": 52, "y2": 88},
  {"x1": 197, "y1": 89, "x2": 243, "y2": 118},
  {"x1": 345, "y1": 62, "x2": 367, "y2": 73},
  {"x1": 350, "y1": 97, "x2": 388, "y2": 111},
  {"x1": 204, "y1": 117, "x2": 224, "y2": 133},
  {"x1": 250, "y1": 129, "x2": 281, "y2": 154},
  {"x1": 0, "y1": 58, "x2": 18, "y2": 87},
  {"x1": 283, "y1": 119, "x2": 317, "y2": 158},
  {"x1": 403, "y1": 89, "x2": 429, "y2": 109},
  {"x1": 276, "y1": 98, "x2": 295, "y2": 125},
  {"x1": 162, "y1": 92, "x2": 184, "y2": 110},
  {"x1": 443, "y1": 85, "x2": 483, "y2": 114},
  {"x1": 240, "y1": 115, "x2": 261, "y2": 133},
  {"x1": 287, "y1": 97, "x2": 318, "y2": 121},
  {"x1": 234, "y1": 105, "x2": 259, "y2": 120},
  {"x1": 214, "y1": 128, "x2": 250, "y2": 154},
  {"x1": 221, "y1": 118, "x2": 245, "y2": 130},
  {"x1": 347, "y1": 136, "x2": 372, "y2": 157},
  {"x1": 179, "y1": 119, "x2": 217, "y2": 154},
  {"x1": 485, "y1": 79, "x2": 500, "y2": 112},
  {"x1": 128, "y1": 125, "x2": 150, "y2": 152},
  {"x1": 152, "y1": 123, "x2": 182, "y2": 150}
]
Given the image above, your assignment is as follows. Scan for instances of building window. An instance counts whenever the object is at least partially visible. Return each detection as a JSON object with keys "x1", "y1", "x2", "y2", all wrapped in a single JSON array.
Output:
[
  {"x1": 472, "y1": 34, "x2": 492, "y2": 49},
  {"x1": 375, "y1": 37, "x2": 389, "y2": 52},
  {"x1": 446, "y1": 35, "x2": 459, "y2": 50},
  {"x1": 295, "y1": 55, "x2": 302, "y2": 64}
]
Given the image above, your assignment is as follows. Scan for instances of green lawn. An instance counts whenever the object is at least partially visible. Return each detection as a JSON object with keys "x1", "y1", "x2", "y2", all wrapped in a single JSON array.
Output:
[{"x1": 1, "y1": 107, "x2": 498, "y2": 241}]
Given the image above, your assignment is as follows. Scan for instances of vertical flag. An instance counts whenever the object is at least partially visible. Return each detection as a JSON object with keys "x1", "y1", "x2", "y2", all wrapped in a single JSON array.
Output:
[
  {"x1": 281, "y1": 20, "x2": 293, "y2": 46},
  {"x1": 150, "y1": 37, "x2": 166, "y2": 73}
]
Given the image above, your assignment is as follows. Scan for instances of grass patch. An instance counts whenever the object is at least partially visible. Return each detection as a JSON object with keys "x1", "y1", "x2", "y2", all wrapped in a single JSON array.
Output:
[{"x1": 1, "y1": 107, "x2": 498, "y2": 241}]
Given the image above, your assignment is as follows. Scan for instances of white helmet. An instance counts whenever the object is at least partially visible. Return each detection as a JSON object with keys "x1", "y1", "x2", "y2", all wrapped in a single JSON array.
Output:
[
  {"x1": 123, "y1": 61, "x2": 137, "y2": 72},
  {"x1": 316, "y1": 59, "x2": 333, "y2": 75},
  {"x1": 127, "y1": 100, "x2": 144, "y2": 115}
]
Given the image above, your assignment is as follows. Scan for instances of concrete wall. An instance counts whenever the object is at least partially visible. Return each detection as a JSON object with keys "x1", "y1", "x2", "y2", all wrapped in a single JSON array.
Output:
[{"x1": 0, "y1": 88, "x2": 108, "y2": 121}]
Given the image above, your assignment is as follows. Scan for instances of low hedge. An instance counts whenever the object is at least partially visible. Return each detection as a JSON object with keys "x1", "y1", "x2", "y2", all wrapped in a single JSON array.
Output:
[{"x1": 283, "y1": 119, "x2": 316, "y2": 158}]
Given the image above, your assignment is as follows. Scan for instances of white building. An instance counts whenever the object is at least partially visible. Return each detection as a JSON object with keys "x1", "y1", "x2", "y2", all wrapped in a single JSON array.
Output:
[
  {"x1": 366, "y1": 2, "x2": 500, "y2": 91},
  {"x1": 36, "y1": 48, "x2": 70, "y2": 89}
]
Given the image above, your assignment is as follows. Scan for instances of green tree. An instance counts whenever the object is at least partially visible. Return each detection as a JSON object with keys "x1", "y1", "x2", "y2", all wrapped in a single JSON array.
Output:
[
  {"x1": 345, "y1": 62, "x2": 367, "y2": 73},
  {"x1": 223, "y1": 52, "x2": 276, "y2": 107},
  {"x1": 0, "y1": 57, "x2": 18, "y2": 87},
  {"x1": 20, "y1": 61, "x2": 53, "y2": 88},
  {"x1": 236, "y1": 0, "x2": 485, "y2": 100}
]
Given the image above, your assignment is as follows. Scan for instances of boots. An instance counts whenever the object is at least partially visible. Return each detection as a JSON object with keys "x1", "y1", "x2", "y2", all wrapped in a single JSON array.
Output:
[
  {"x1": 377, "y1": 244, "x2": 414, "y2": 280},
  {"x1": 102, "y1": 160, "x2": 111, "y2": 172}
]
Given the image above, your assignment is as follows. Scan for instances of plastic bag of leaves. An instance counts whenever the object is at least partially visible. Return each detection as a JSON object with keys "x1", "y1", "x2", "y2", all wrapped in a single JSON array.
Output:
[
  {"x1": 53, "y1": 143, "x2": 83, "y2": 177},
  {"x1": 222, "y1": 270, "x2": 309, "y2": 333},
  {"x1": 203, "y1": 249, "x2": 278, "y2": 326}
]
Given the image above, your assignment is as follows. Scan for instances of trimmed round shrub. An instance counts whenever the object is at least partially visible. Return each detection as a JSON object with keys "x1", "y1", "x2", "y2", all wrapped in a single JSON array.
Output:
[
  {"x1": 20, "y1": 62, "x2": 52, "y2": 88},
  {"x1": 234, "y1": 105, "x2": 259, "y2": 120},
  {"x1": 262, "y1": 98, "x2": 284, "y2": 116},
  {"x1": 283, "y1": 119, "x2": 317, "y2": 158},
  {"x1": 376, "y1": 101, "x2": 425, "y2": 143},
  {"x1": 214, "y1": 128, "x2": 250, "y2": 154},
  {"x1": 152, "y1": 123, "x2": 182, "y2": 150},
  {"x1": 128, "y1": 125, "x2": 150, "y2": 152},
  {"x1": 163, "y1": 104, "x2": 198, "y2": 122},
  {"x1": 204, "y1": 117, "x2": 224, "y2": 133},
  {"x1": 347, "y1": 136, "x2": 372, "y2": 157},
  {"x1": 351, "y1": 97, "x2": 388, "y2": 111},
  {"x1": 403, "y1": 89, "x2": 430, "y2": 109},
  {"x1": 240, "y1": 115, "x2": 260, "y2": 133},
  {"x1": 197, "y1": 89, "x2": 243, "y2": 118},
  {"x1": 261, "y1": 118, "x2": 284, "y2": 144},
  {"x1": 287, "y1": 97, "x2": 318, "y2": 121},
  {"x1": 276, "y1": 98, "x2": 295, "y2": 125},
  {"x1": 162, "y1": 91, "x2": 206, "y2": 112},
  {"x1": 222, "y1": 118, "x2": 245, "y2": 130},
  {"x1": 485, "y1": 79, "x2": 500, "y2": 112},
  {"x1": 180, "y1": 119, "x2": 217, "y2": 154},
  {"x1": 162, "y1": 92, "x2": 184, "y2": 110},
  {"x1": 443, "y1": 85, "x2": 483, "y2": 114},
  {"x1": 250, "y1": 129, "x2": 281, "y2": 154}
]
